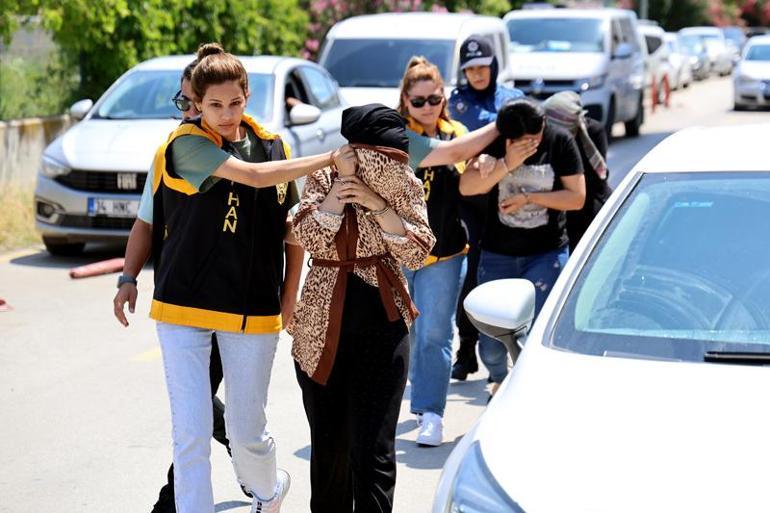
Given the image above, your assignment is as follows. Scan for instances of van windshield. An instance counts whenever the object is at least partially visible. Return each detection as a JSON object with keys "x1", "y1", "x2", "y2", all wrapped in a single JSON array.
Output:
[
  {"x1": 322, "y1": 39, "x2": 455, "y2": 87},
  {"x1": 93, "y1": 70, "x2": 274, "y2": 122},
  {"x1": 507, "y1": 18, "x2": 604, "y2": 53}
]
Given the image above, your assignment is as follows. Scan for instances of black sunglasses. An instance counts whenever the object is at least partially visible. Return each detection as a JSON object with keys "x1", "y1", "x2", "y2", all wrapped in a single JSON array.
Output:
[
  {"x1": 172, "y1": 90, "x2": 193, "y2": 112},
  {"x1": 409, "y1": 94, "x2": 443, "y2": 108}
]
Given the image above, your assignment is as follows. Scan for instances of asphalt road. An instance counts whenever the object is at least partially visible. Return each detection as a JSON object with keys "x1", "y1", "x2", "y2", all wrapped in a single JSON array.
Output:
[{"x1": 1, "y1": 76, "x2": 768, "y2": 513}]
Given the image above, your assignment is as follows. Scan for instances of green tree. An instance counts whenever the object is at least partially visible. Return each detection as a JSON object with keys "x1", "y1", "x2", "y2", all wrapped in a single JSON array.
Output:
[{"x1": 37, "y1": 0, "x2": 308, "y2": 102}]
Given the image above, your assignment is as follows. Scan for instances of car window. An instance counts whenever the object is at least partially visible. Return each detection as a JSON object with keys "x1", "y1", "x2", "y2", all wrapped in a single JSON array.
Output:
[
  {"x1": 645, "y1": 34, "x2": 663, "y2": 55},
  {"x1": 507, "y1": 18, "x2": 604, "y2": 53},
  {"x1": 298, "y1": 66, "x2": 340, "y2": 110},
  {"x1": 745, "y1": 44, "x2": 770, "y2": 61},
  {"x1": 552, "y1": 172, "x2": 770, "y2": 362},
  {"x1": 618, "y1": 18, "x2": 641, "y2": 52},
  {"x1": 94, "y1": 70, "x2": 274, "y2": 122},
  {"x1": 323, "y1": 38, "x2": 456, "y2": 87}
]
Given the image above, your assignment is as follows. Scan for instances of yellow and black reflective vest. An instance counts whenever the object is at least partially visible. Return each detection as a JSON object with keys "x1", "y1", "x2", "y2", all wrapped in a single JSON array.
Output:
[
  {"x1": 408, "y1": 117, "x2": 469, "y2": 265},
  {"x1": 149, "y1": 115, "x2": 295, "y2": 334}
]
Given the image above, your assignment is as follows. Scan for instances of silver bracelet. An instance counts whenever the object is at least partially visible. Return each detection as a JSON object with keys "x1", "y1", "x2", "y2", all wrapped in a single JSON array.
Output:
[{"x1": 365, "y1": 204, "x2": 390, "y2": 217}]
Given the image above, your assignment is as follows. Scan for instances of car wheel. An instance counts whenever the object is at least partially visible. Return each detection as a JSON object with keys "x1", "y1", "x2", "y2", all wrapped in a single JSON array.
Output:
[
  {"x1": 604, "y1": 98, "x2": 615, "y2": 142},
  {"x1": 43, "y1": 237, "x2": 85, "y2": 256},
  {"x1": 624, "y1": 93, "x2": 644, "y2": 138}
]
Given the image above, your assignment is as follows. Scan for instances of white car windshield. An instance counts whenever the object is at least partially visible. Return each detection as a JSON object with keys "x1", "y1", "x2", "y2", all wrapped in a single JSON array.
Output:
[
  {"x1": 746, "y1": 45, "x2": 770, "y2": 61},
  {"x1": 94, "y1": 70, "x2": 274, "y2": 121},
  {"x1": 507, "y1": 18, "x2": 604, "y2": 53},
  {"x1": 323, "y1": 39, "x2": 455, "y2": 87},
  {"x1": 552, "y1": 172, "x2": 770, "y2": 361}
]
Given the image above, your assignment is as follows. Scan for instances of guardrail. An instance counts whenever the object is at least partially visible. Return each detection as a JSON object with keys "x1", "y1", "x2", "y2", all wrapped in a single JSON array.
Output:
[{"x1": 0, "y1": 114, "x2": 71, "y2": 185}]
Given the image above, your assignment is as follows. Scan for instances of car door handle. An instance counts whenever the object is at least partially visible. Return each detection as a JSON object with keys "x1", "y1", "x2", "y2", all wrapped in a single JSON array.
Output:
[{"x1": 316, "y1": 129, "x2": 326, "y2": 142}]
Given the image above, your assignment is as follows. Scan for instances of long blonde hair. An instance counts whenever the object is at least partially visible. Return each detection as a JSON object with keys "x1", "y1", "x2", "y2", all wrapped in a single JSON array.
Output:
[{"x1": 397, "y1": 56, "x2": 451, "y2": 123}]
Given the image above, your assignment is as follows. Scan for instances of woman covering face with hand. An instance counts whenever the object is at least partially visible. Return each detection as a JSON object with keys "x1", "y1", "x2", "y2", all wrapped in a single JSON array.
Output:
[
  {"x1": 288, "y1": 104, "x2": 434, "y2": 513},
  {"x1": 459, "y1": 98, "x2": 586, "y2": 395}
]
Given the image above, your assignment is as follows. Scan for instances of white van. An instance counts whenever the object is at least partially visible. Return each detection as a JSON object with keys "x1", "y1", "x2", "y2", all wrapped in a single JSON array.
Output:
[
  {"x1": 503, "y1": 8, "x2": 646, "y2": 137},
  {"x1": 319, "y1": 12, "x2": 514, "y2": 108}
]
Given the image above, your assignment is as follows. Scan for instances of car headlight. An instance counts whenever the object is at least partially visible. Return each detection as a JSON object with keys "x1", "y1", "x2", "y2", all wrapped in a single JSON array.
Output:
[
  {"x1": 735, "y1": 74, "x2": 758, "y2": 85},
  {"x1": 689, "y1": 55, "x2": 699, "y2": 66},
  {"x1": 40, "y1": 155, "x2": 71, "y2": 177},
  {"x1": 578, "y1": 74, "x2": 607, "y2": 91},
  {"x1": 446, "y1": 442, "x2": 525, "y2": 513}
]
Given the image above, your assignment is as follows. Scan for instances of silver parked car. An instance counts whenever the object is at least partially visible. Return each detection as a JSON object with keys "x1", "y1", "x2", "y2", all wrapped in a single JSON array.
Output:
[
  {"x1": 679, "y1": 26, "x2": 734, "y2": 76},
  {"x1": 733, "y1": 35, "x2": 770, "y2": 110},
  {"x1": 35, "y1": 55, "x2": 346, "y2": 255}
]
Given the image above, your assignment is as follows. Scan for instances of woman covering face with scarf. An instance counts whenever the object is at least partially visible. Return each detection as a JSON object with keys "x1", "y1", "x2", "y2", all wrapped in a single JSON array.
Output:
[
  {"x1": 542, "y1": 91, "x2": 613, "y2": 252},
  {"x1": 288, "y1": 104, "x2": 435, "y2": 513}
]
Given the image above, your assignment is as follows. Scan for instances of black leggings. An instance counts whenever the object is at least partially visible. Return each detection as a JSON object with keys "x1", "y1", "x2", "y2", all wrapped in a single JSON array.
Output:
[{"x1": 296, "y1": 276, "x2": 409, "y2": 513}]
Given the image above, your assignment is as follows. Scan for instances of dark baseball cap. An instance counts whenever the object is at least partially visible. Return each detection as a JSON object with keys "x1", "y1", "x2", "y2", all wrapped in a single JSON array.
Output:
[{"x1": 459, "y1": 36, "x2": 494, "y2": 70}]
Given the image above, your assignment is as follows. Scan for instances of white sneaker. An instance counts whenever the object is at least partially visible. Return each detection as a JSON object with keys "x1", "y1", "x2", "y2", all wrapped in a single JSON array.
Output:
[
  {"x1": 251, "y1": 469, "x2": 291, "y2": 513},
  {"x1": 416, "y1": 412, "x2": 443, "y2": 447}
]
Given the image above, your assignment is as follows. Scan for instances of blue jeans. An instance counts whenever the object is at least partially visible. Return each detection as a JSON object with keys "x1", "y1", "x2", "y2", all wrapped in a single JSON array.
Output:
[
  {"x1": 403, "y1": 253, "x2": 465, "y2": 417},
  {"x1": 477, "y1": 247, "x2": 569, "y2": 383}
]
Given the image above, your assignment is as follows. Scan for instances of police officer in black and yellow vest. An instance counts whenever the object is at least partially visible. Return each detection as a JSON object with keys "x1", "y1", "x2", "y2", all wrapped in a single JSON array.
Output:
[
  {"x1": 145, "y1": 43, "x2": 352, "y2": 513},
  {"x1": 398, "y1": 57, "x2": 469, "y2": 448}
]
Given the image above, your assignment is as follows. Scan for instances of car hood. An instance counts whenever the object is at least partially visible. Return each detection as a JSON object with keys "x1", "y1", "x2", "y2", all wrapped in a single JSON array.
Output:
[
  {"x1": 509, "y1": 52, "x2": 608, "y2": 80},
  {"x1": 46, "y1": 118, "x2": 285, "y2": 172},
  {"x1": 46, "y1": 119, "x2": 181, "y2": 172},
  {"x1": 738, "y1": 60, "x2": 770, "y2": 79},
  {"x1": 478, "y1": 345, "x2": 770, "y2": 512}
]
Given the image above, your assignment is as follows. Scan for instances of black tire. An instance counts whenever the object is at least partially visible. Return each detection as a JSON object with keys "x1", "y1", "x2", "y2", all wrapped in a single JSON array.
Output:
[
  {"x1": 43, "y1": 237, "x2": 85, "y2": 256},
  {"x1": 604, "y1": 98, "x2": 615, "y2": 142},
  {"x1": 624, "y1": 93, "x2": 644, "y2": 138}
]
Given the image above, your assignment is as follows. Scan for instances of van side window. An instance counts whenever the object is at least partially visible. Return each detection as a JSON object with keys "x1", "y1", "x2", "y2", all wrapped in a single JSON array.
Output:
[
  {"x1": 496, "y1": 32, "x2": 509, "y2": 70},
  {"x1": 619, "y1": 18, "x2": 641, "y2": 52}
]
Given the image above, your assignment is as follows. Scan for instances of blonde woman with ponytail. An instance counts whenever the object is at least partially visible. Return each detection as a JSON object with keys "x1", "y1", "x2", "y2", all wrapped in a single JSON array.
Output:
[{"x1": 395, "y1": 56, "x2": 470, "y2": 448}]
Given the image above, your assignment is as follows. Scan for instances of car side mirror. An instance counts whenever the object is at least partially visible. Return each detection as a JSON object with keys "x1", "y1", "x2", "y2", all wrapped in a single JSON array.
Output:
[
  {"x1": 463, "y1": 279, "x2": 536, "y2": 361},
  {"x1": 613, "y1": 43, "x2": 633, "y2": 60},
  {"x1": 69, "y1": 99, "x2": 93, "y2": 121},
  {"x1": 288, "y1": 103, "x2": 322, "y2": 126}
]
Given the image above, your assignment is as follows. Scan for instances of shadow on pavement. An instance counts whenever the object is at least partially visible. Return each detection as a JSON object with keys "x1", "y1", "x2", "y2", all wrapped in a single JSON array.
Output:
[
  {"x1": 447, "y1": 376, "x2": 489, "y2": 408},
  {"x1": 10, "y1": 242, "x2": 127, "y2": 269},
  {"x1": 395, "y1": 434, "x2": 463, "y2": 470},
  {"x1": 215, "y1": 500, "x2": 250, "y2": 511}
]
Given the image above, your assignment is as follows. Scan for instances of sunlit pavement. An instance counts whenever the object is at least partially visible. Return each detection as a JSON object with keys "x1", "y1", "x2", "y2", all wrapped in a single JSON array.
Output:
[{"x1": 1, "y1": 75, "x2": 769, "y2": 513}]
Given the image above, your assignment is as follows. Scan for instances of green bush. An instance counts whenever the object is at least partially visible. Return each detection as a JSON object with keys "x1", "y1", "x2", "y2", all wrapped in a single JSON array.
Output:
[{"x1": 0, "y1": 52, "x2": 77, "y2": 119}]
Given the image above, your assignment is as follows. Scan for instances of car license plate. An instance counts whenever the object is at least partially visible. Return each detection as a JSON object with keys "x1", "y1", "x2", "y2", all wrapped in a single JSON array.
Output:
[{"x1": 87, "y1": 198, "x2": 139, "y2": 218}]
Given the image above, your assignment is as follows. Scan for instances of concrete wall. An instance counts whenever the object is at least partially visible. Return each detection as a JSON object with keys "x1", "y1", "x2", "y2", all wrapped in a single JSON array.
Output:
[{"x1": 0, "y1": 115, "x2": 72, "y2": 186}]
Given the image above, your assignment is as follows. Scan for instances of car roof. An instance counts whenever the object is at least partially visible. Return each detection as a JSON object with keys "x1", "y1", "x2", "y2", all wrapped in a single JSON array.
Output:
[
  {"x1": 746, "y1": 35, "x2": 770, "y2": 46},
  {"x1": 503, "y1": 8, "x2": 635, "y2": 20},
  {"x1": 638, "y1": 24, "x2": 665, "y2": 36},
  {"x1": 326, "y1": 12, "x2": 504, "y2": 39},
  {"x1": 679, "y1": 26, "x2": 723, "y2": 35},
  {"x1": 133, "y1": 54, "x2": 307, "y2": 74},
  {"x1": 632, "y1": 124, "x2": 770, "y2": 173}
]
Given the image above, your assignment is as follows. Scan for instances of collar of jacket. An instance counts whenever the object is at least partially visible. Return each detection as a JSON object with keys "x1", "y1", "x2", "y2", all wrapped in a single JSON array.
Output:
[
  {"x1": 406, "y1": 115, "x2": 464, "y2": 138},
  {"x1": 349, "y1": 143, "x2": 409, "y2": 165}
]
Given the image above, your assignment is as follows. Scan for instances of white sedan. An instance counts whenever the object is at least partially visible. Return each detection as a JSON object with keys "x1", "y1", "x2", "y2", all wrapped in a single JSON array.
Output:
[
  {"x1": 433, "y1": 123, "x2": 770, "y2": 513},
  {"x1": 733, "y1": 35, "x2": 770, "y2": 110},
  {"x1": 34, "y1": 55, "x2": 346, "y2": 255}
]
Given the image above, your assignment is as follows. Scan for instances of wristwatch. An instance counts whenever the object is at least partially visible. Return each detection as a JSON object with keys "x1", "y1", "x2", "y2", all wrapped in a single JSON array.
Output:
[{"x1": 117, "y1": 274, "x2": 138, "y2": 288}]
